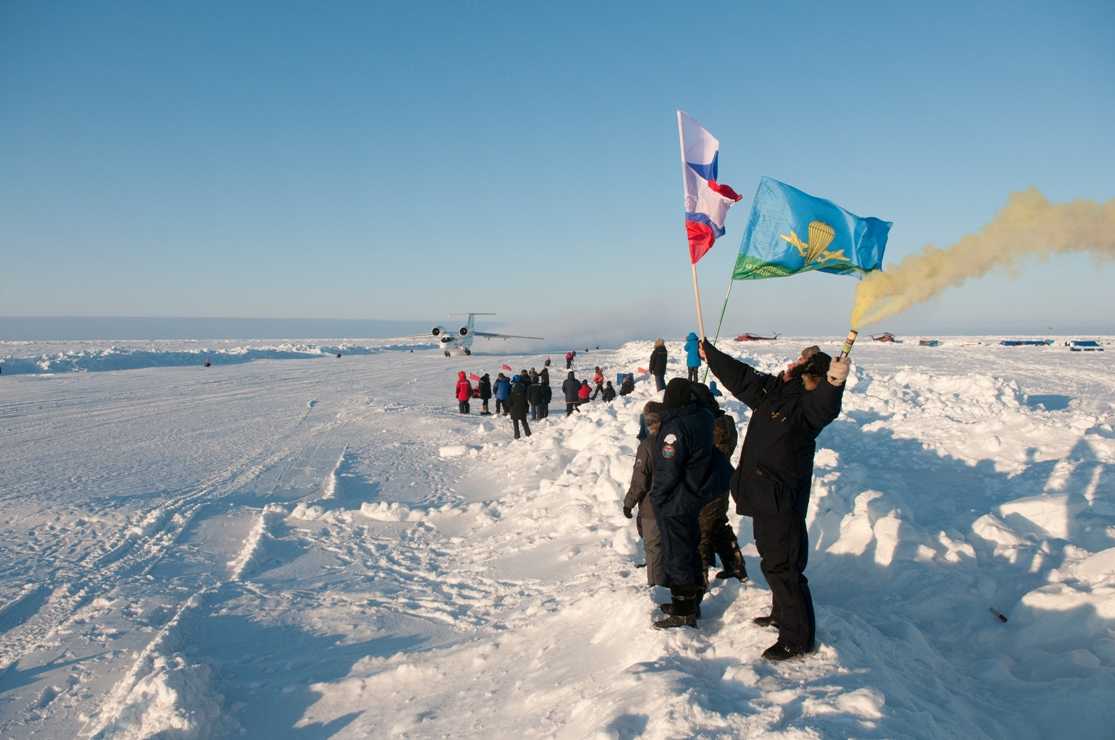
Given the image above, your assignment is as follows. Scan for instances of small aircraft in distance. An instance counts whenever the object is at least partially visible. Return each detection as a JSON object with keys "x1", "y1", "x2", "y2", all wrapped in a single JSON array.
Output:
[
  {"x1": 734, "y1": 331, "x2": 780, "y2": 342},
  {"x1": 871, "y1": 332, "x2": 901, "y2": 343},
  {"x1": 430, "y1": 313, "x2": 543, "y2": 357}
]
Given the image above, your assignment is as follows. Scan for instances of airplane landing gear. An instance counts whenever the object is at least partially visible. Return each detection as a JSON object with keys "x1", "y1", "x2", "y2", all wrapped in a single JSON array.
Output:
[
  {"x1": 463, "y1": 348, "x2": 471, "y2": 356},
  {"x1": 444, "y1": 351, "x2": 451, "y2": 357}
]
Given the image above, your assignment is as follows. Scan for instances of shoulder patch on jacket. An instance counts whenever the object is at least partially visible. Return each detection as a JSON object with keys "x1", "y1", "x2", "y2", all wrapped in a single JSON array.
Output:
[{"x1": 663, "y1": 433, "x2": 677, "y2": 444}]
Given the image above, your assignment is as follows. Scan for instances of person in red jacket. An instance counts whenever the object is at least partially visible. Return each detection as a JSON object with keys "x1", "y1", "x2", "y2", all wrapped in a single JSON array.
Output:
[
  {"x1": 455, "y1": 371, "x2": 472, "y2": 414},
  {"x1": 590, "y1": 365, "x2": 606, "y2": 400},
  {"x1": 577, "y1": 379, "x2": 591, "y2": 406}
]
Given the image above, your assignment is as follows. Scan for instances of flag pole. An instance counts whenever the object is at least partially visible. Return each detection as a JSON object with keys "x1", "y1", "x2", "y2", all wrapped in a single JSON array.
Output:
[
  {"x1": 701, "y1": 271, "x2": 734, "y2": 383},
  {"x1": 677, "y1": 110, "x2": 706, "y2": 339}
]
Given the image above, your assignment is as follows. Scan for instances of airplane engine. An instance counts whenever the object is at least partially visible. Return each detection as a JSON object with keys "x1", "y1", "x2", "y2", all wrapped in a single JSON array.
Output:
[
  {"x1": 431, "y1": 327, "x2": 443, "y2": 336},
  {"x1": 459, "y1": 327, "x2": 469, "y2": 336}
]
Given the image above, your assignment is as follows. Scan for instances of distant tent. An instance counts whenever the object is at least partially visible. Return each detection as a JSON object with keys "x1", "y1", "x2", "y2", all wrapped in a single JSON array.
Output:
[
  {"x1": 1000, "y1": 339, "x2": 1054, "y2": 347},
  {"x1": 1068, "y1": 340, "x2": 1103, "y2": 352}
]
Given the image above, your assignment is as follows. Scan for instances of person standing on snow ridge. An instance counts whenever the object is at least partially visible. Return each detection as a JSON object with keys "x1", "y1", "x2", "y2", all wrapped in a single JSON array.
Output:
[
  {"x1": 700, "y1": 338, "x2": 849, "y2": 661},
  {"x1": 648, "y1": 378, "x2": 727, "y2": 629},
  {"x1": 649, "y1": 339, "x2": 668, "y2": 392},
  {"x1": 562, "y1": 371, "x2": 580, "y2": 416},
  {"x1": 590, "y1": 366, "x2": 606, "y2": 400},
  {"x1": 478, "y1": 373, "x2": 493, "y2": 415},
  {"x1": 565, "y1": 350, "x2": 576, "y2": 369},
  {"x1": 455, "y1": 371, "x2": 473, "y2": 414},
  {"x1": 624, "y1": 401, "x2": 667, "y2": 588},
  {"x1": 685, "y1": 332, "x2": 702, "y2": 383},
  {"x1": 493, "y1": 373, "x2": 512, "y2": 415},
  {"x1": 509, "y1": 371, "x2": 532, "y2": 439}
]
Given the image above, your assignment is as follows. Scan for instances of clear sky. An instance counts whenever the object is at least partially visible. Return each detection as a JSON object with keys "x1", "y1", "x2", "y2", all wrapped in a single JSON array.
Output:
[{"x1": 3, "y1": 1, "x2": 1113, "y2": 337}]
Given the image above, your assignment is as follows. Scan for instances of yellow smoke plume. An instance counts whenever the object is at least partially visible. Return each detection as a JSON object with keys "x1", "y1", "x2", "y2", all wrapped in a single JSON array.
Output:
[{"x1": 850, "y1": 189, "x2": 1115, "y2": 328}]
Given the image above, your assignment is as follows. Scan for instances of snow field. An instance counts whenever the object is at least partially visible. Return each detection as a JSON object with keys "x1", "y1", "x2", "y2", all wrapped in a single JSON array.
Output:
[{"x1": 0, "y1": 337, "x2": 1113, "y2": 737}]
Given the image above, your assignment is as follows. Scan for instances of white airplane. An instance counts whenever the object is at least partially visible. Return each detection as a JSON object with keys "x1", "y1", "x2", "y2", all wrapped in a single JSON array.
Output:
[{"x1": 430, "y1": 313, "x2": 543, "y2": 357}]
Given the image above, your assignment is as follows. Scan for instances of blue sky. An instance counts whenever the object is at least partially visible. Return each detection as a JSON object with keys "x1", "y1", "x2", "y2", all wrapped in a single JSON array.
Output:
[{"x1": 2, "y1": 1, "x2": 1113, "y2": 336}]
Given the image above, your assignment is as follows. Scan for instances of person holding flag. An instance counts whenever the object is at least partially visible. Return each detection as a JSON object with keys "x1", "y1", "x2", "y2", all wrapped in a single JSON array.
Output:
[{"x1": 698, "y1": 179, "x2": 890, "y2": 660}]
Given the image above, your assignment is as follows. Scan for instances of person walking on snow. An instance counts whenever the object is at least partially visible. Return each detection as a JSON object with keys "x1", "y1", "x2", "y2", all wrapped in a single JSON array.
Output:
[
  {"x1": 493, "y1": 373, "x2": 511, "y2": 415},
  {"x1": 509, "y1": 371, "x2": 532, "y2": 439},
  {"x1": 649, "y1": 339, "x2": 668, "y2": 392},
  {"x1": 478, "y1": 373, "x2": 493, "y2": 415},
  {"x1": 590, "y1": 366, "x2": 606, "y2": 400},
  {"x1": 623, "y1": 401, "x2": 667, "y2": 587},
  {"x1": 648, "y1": 378, "x2": 727, "y2": 629},
  {"x1": 455, "y1": 371, "x2": 472, "y2": 414},
  {"x1": 562, "y1": 371, "x2": 580, "y2": 416},
  {"x1": 565, "y1": 350, "x2": 576, "y2": 369},
  {"x1": 701, "y1": 338, "x2": 849, "y2": 661},
  {"x1": 685, "y1": 332, "x2": 702, "y2": 383}
]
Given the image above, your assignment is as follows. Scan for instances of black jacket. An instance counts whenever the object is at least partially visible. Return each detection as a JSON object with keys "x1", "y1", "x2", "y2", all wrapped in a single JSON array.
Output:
[
  {"x1": 648, "y1": 403, "x2": 723, "y2": 515},
  {"x1": 478, "y1": 375, "x2": 492, "y2": 400},
  {"x1": 703, "y1": 341, "x2": 844, "y2": 515},
  {"x1": 540, "y1": 367, "x2": 550, "y2": 386},
  {"x1": 619, "y1": 376, "x2": 635, "y2": 395},
  {"x1": 509, "y1": 376, "x2": 530, "y2": 417},
  {"x1": 649, "y1": 345, "x2": 667, "y2": 376},
  {"x1": 623, "y1": 434, "x2": 657, "y2": 519},
  {"x1": 602, "y1": 385, "x2": 616, "y2": 402},
  {"x1": 562, "y1": 373, "x2": 580, "y2": 402},
  {"x1": 527, "y1": 382, "x2": 544, "y2": 406}
]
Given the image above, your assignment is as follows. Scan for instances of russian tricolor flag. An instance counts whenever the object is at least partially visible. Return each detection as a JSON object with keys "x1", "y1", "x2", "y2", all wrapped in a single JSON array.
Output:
[{"x1": 678, "y1": 111, "x2": 742, "y2": 264}]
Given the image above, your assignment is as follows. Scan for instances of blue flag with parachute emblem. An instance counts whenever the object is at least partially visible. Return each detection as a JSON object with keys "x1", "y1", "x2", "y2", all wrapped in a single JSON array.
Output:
[{"x1": 732, "y1": 177, "x2": 891, "y2": 280}]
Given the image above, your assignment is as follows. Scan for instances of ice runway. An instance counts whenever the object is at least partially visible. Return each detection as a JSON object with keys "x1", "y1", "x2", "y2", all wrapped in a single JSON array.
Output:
[{"x1": 1, "y1": 338, "x2": 1113, "y2": 738}]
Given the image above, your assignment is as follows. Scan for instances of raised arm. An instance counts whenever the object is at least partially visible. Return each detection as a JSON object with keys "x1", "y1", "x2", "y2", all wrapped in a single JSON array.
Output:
[{"x1": 702, "y1": 340, "x2": 776, "y2": 410}]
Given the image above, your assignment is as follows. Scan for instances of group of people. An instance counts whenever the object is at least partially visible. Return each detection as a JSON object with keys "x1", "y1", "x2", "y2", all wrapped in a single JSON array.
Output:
[
  {"x1": 455, "y1": 357, "x2": 628, "y2": 440},
  {"x1": 624, "y1": 336, "x2": 849, "y2": 663}
]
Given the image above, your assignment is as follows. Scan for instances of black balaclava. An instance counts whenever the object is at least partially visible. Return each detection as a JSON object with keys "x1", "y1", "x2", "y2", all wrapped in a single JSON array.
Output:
[{"x1": 662, "y1": 378, "x2": 692, "y2": 409}]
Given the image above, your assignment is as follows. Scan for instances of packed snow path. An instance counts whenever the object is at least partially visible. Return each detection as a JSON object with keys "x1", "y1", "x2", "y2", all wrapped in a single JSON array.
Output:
[{"x1": 1, "y1": 339, "x2": 1113, "y2": 738}]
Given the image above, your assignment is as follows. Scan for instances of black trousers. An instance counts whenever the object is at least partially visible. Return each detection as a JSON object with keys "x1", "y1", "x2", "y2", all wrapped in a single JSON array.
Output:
[
  {"x1": 753, "y1": 509, "x2": 814, "y2": 650},
  {"x1": 458, "y1": 400, "x2": 470, "y2": 414},
  {"x1": 495, "y1": 399, "x2": 506, "y2": 414},
  {"x1": 591, "y1": 382, "x2": 603, "y2": 399},
  {"x1": 481, "y1": 399, "x2": 490, "y2": 413},
  {"x1": 687, "y1": 367, "x2": 699, "y2": 382},
  {"x1": 512, "y1": 416, "x2": 531, "y2": 438},
  {"x1": 698, "y1": 494, "x2": 745, "y2": 575},
  {"x1": 565, "y1": 402, "x2": 578, "y2": 416}
]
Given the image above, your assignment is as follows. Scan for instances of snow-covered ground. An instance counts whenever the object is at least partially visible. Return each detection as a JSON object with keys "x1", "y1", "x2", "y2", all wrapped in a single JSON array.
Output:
[{"x1": 1, "y1": 337, "x2": 1113, "y2": 738}]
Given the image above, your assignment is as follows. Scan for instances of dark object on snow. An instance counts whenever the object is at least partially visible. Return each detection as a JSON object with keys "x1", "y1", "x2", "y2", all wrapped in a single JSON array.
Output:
[
  {"x1": 918, "y1": 339, "x2": 941, "y2": 347},
  {"x1": 1000, "y1": 339, "x2": 1054, "y2": 347},
  {"x1": 336, "y1": 352, "x2": 342, "y2": 358},
  {"x1": 602, "y1": 382, "x2": 616, "y2": 402},
  {"x1": 702, "y1": 338, "x2": 845, "y2": 654},
  {"x1": 204, "y1": 359, "x2": 212, "y2": 367},
  {"x1": 1068, "y1": 340, "x2": 1103, "y2": 352},
  {"x1": 753, "y1": 614, "x2": 779, "y2": 628},
  {"x1": 990, "y1": 607, "x2": 1008, "y2": 623},
  {"x1": 871, "y1": 332, "x2": 900, "y2": 343}
]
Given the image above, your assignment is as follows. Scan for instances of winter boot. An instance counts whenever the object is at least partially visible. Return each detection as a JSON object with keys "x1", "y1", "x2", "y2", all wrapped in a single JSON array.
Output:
[
  {"x1": 762, "y1": 641, "x2": 811, "y2": 662},
  {"x1": 658, "y1": 603, "x2": 702, "y2": 619},
  {"x1": 653, "y1": 613, "x2": 697, "y2": 629},
  {"x1": 752, "y1": 614, "x2": 779, "y2": 628}
]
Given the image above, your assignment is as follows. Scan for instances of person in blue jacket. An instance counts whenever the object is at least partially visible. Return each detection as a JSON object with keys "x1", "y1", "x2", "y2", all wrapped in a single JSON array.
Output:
[
  {"x1": 685, "y1": 332, "x2": 701, "y2": 382},
  {"x1": 648, "y1": 378, "x2": 727, "y2": 629},
  {"x1": 493, "y1": 373, "x2": 512, "y2": 415}
]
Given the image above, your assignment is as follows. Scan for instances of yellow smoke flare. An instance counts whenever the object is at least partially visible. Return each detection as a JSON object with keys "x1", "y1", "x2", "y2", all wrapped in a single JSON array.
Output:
[{"x1": 851, "y1": 189, "x2": 1115, "y2": 328}]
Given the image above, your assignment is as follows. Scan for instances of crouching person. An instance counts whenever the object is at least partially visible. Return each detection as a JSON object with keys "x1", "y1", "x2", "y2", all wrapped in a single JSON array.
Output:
[
  {"x1": 648, "y1": 378, "x2": 726, "y2": 629},
  {"x1": 623, "y1": 402, "x2": 666, "y2": 588}
]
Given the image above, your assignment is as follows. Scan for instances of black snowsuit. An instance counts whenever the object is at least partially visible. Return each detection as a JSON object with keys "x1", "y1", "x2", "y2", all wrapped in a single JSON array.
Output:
[
  {"x1": 478, "y1": 374, "x2": 493, "y2": 415},
  {"x1": 624, "y1": 433, "x2": 665, "y2": 586},
  {"x1": 703, "y1": 340, "x2": 844, "y2": 651},
  {"x1": 562, "y1": 373, "x2": 580, "y2": 416},
  {"x1": 648, "y1": 394, "x2": 726, "y2": 615},
  {"x1": 619, "y1": 375, "x2": 635, "y2": 396},
  {"x1": 602, "y1": 383, "x2": 616, "y2": 402},
  {"x1": 509, "y1": 375, "x2": 532, "y2": 439},
  {"x1": 649, "y1": 345, "x2": 667, "y2": 391},
  {"x1": 527, "y1": 382, "x2": 544, "y2": 421}
]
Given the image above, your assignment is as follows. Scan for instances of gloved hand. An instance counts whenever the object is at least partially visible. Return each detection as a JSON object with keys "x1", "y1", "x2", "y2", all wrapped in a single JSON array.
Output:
[
  {"x1": 827, "y1": 357, "x2": 850, "y2": 386},
  {"x1": 623, "y1": 506, "x2": 633, "y2": 519}
]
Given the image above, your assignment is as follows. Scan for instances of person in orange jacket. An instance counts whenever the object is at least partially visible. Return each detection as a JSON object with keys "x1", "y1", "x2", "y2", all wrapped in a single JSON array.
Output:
[
  {"x1": 577, "y1": 379, "x2": 591, "y2": 406},
  {"x1": 455, "y1": 371, "x2": 472, "y2": 414},
  {"x1": 590, "y1": 365, "x2": 606, "y2": 400}
]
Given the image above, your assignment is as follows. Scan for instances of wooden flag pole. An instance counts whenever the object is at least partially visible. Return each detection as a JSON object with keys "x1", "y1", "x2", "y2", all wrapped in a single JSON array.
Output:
[{"x1": 690, "y1": 261, "x2": 707, "y2": 340}]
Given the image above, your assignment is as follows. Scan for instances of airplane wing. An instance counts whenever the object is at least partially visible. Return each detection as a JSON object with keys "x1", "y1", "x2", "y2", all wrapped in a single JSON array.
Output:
[{"x1": 473, "y1": 332, "x2": 544, "y2": 340}]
